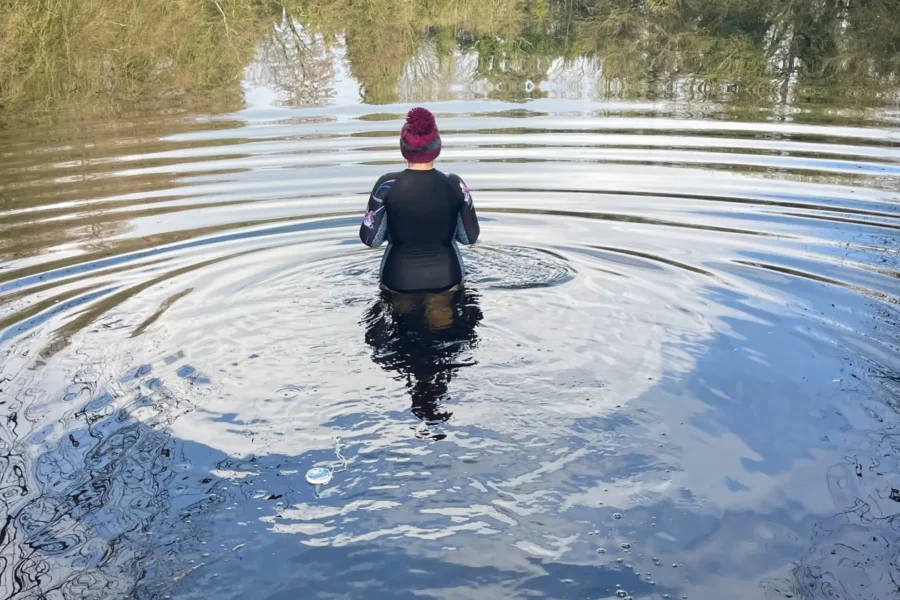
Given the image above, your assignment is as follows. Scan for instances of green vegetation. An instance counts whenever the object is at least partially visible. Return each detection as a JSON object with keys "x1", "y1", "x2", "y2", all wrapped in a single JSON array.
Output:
[
  {"x1": 0, "y1": 0, "x2": 273, "y2": 112},
  {"x1": 1, "y1": 0, "x2": 898, "y2": 114}
]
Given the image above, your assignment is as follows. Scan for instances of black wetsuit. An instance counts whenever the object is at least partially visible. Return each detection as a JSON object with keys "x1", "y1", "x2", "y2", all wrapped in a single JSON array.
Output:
[{"x1": 360, "y1": 169, "x2": 480, "y2": 293}]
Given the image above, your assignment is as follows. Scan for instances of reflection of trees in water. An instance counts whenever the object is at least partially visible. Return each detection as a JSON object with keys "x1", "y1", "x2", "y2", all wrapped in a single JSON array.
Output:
[
  {"x1": 264, "y1": 0, "x2": 900, "y2": 108},
  {"x1": 762, "y1": 428, "x2": 900, "y2": 600},
  {"x1": 3, "y1": 0, "x2": 898, "y2": 113},
  {"x1": 571, "y1": 0, "x2": 900, "y2": 105},
  {"x1": 345, "y1": 28, "x2": 420, "y2": 105},
  {"x1": 246, "y1": 14, "x2": 339, "y2": 108},
  {"x1": 759, "y1": 298, "x2": 900, "y2": 600},
  {"x1": 362, "y1": 289, "x2": 483, "y2": 429},
  {"x1": 398, "y1": 37, "x2": 483, "y2": 103}
]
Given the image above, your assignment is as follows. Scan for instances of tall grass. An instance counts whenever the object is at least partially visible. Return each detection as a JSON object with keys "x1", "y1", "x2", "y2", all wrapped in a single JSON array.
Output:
[{"x1": 0, "y1": 0, "x2": 268, "y2": 112}]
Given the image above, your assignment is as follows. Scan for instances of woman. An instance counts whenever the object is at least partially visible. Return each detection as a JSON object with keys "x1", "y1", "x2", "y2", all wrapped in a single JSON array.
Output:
[{"x1": 359, "y1": 107, "x2": 480, "y2": 294}]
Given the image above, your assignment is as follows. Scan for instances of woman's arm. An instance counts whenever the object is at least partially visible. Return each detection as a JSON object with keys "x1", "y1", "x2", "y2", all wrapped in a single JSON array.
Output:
[
  {"x1": 449, "y1": 174, "x2": 479, "y2": 245},
  {"x1": 360, "y1": 175, "x2": 395, "y2": 247}
]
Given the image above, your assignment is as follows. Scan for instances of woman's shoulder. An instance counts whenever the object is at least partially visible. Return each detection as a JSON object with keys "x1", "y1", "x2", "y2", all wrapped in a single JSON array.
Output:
[
  {"x1": 438, "y1": 170, "x2": 466, "y2": 182},
  {"x1": 439, "y1": 171, "x2": 470, "y2": 198},
  {"x1": 374, "y1": 171, "x2": 404, "y2": 186}
]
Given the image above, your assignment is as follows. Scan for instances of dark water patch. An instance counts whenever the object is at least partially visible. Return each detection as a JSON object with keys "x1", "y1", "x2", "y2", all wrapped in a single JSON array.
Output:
[{"x1": 588, "y1": 246, "x2": 721, "y2": 279}]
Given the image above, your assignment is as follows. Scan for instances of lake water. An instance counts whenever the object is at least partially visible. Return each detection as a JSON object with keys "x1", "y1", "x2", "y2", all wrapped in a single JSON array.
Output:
[{"x1": 2, "y1": 15, "x2": 900, "y2": 600}]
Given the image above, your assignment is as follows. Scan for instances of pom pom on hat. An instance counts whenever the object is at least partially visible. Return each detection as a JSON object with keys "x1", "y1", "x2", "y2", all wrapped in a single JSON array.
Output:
[
  {"x1": 405, "y1": 107, "x2": 436, "y2": 135},
  {"x1": 400, "y1": 107, "x2": 441, "y2": 163}
]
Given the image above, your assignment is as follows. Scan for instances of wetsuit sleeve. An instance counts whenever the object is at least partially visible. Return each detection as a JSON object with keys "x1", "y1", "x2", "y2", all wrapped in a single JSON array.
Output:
[
  {"x1": 449, "y1": 174, "x2": 480, "y2": 245},
  {"x1": 360, "y1": 175, "x2": 395, "y2": 247}
]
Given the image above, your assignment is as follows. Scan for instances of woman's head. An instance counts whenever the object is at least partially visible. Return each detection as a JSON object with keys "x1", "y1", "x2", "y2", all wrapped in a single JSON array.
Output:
[{"x1": 400, "y1": 107, "x2": 441, "y2": 164}]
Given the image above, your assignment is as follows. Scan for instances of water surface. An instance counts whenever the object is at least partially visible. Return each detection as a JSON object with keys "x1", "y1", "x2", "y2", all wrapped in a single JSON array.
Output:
[{"x1": 2, "y1": 13, "x2": 900, "y2": 600}]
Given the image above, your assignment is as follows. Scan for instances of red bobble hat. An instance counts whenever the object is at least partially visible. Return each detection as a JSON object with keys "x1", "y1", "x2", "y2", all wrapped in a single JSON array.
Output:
[{"x1": 400, "y1": 107, "x2": 441, "y2": 163}]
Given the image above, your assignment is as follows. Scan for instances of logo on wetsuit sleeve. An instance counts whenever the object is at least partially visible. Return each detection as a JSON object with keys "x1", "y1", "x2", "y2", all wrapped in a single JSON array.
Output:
[
  {"x1": 364, "y1": 179, "x2": 393, "y2": 229},
  {"x1": 363, "y1": 206, "x2": 383, "y2": 228},
  {"x1": 459, "y1": 181, "x2": 473, "y2": 206}
]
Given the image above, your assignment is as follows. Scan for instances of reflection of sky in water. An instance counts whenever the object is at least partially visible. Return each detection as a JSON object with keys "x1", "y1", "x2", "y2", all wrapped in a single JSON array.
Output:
[
  {"x1": 25, "y1": 215, "x2": 886, "y2": 600},
  {"x1": 244, "y1": 28, "x2": 362, "y2": 110}
]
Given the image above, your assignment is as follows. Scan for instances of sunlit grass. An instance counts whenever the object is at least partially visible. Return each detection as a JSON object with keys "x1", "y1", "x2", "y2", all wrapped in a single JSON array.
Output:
[
  {"x1": 0, "y1": 0, "x2": 898, "y2": 115},
  {"x1": 0, "y1": 0, "x2": 268, "y2": 112}
]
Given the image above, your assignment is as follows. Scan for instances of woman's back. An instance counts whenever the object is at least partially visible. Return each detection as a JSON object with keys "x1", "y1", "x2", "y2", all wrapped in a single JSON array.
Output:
[
  {"x1": 362, "y1": 168, "x2": 478, "y2": 293},
  {"x1": 358, "y1": 108, "x2": 479, "y2": 294},
  {"x1": 385, "y1": 169, "x2": 459, "y2": 247}
]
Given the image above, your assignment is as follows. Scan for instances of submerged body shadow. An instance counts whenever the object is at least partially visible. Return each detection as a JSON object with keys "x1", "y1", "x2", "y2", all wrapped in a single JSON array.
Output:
[{"x1": 361, "y1": 287, "x2": 483, "y2": 430}]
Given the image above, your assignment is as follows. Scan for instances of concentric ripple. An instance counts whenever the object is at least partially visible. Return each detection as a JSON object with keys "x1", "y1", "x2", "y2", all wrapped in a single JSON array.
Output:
[{"x1": 1, "y1": 90, "x2": 900, "y2": 600}]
